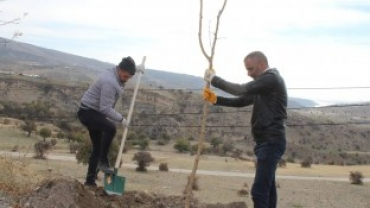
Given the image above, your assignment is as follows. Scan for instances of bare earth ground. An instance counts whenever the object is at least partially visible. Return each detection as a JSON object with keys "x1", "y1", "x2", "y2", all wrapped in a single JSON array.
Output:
[
  {"x1": 0, "y1": 125, "x2": 370, "y2": 208},
  {"x1": 0, "y1": 156, "x2": 369, "y2": 208}
]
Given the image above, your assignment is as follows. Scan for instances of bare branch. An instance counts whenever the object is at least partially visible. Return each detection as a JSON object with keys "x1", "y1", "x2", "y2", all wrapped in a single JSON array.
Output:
[
  {"x1": 210, "y1": 0, "x2": 228, "y2": 69},
  {"x1": 0, "y1": 18, "x2": 21, "y2": 26},
  {"x1": 197, "y1": 0, "x2": 211, "y2": 64}
]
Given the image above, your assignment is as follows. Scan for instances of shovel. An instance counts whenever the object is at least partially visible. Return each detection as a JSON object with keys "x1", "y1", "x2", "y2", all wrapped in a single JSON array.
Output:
[{"x1": 104, "y1": 56, "x2": 146, "y2": 195}]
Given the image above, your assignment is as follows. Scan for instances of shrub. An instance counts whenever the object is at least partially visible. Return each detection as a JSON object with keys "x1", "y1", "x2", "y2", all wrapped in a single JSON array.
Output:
[
  {"x1": 159, "y1": 162, "x2": 169, "y2": 171},
  {"x1": 69, "y1": 143, "x2": 80, "y2": 154},
  {"x1": 286, "y1": 157, "x2": 295, "y2": 163},
  {"x1": 231, "y1": 148, "x2": 243, "y2": 159},
  {"x1": 174, "y1": 139, "x2": 190, "y2": 153},
  {"x1": 56, "y1": 132, "x2": 65, "y2": 139},
  {"x1": 3, "y1": 118, "x2": 10, "y2": 125},
  {"x1": 132, "y1": 151, "x2": 154, "y2": 172},
  {"x1": 210, "y1": 137, "x2": 222, "y2": 148},
  {"x1": 246, "y1": 150, "x2": 254, "y2": 157},
  {"x1": 131, "y1": 139, "x2": 149, "y2": 150},
  {"x1": 34, "y1": 141, "x2": 51, "y2": 159},
  {"x1": 349, "y1": 171, "x2": 363, "y2": 185},
  {"x1": 301, "y1": 157, "x2": 312, "y2": 168},
  {"x1": 237, "y1": 189, "x2": 249, "y2": 196},
  {"x1": 222, "y1": 140, "x2": 234, "y2": 154},
  {"x1": 12, "y1": 145, "x2": 19, "y2": 152},
  {"x1": 278, "y1": 159, "x2": 287, "y2": 168},
  {"x1": 50, "y1": 138, "x2": 57, "y2": 146},
  {"x1": 157, "y1": 138, "x2": 169, "y2": 145}
]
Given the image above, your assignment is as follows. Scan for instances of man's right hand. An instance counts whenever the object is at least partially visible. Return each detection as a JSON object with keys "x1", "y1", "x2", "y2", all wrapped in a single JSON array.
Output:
[
  {"x1": 121, "y1": 118, "x2": 129, "y2": 127},
  {"x1": 204, "y1": 69, "x2": 216, "y2": 83},
  {"x1": 203, "y1": 88, "x2": 217, "y2": 104}
]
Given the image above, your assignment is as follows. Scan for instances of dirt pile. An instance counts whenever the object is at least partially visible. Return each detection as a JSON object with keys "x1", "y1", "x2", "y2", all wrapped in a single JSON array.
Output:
[{"x1": 19, "y1": 177, "x2": 247, "y2": 208}]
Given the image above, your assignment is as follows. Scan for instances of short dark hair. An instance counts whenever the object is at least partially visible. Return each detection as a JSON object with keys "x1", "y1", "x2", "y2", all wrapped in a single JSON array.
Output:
[
  {"x1": 245, "y1": 51, "x2": 269, "y2": 65},
  {"x1": 118, "y1": 56, "x2": 136, "y2": 75}
]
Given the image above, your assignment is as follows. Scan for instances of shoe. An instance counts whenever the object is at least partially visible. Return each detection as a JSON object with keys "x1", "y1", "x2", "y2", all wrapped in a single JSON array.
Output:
[{"x1": 84, "y1": 181, "x2": 97, "y2": 187}]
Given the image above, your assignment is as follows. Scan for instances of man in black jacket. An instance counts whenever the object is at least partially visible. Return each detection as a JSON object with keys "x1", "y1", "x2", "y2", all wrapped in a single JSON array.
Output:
[{"x1": 203, "y1": 51, "x2": 287, "y2": 208}]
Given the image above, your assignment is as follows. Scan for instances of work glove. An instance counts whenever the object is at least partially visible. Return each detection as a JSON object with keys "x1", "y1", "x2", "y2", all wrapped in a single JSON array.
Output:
[
  {"x1": 204, "y1": 69, "x2": 215, "y2": 83},
  {"x1": 121, "y1": 117, "x2": 129, "y2": 127},
  {"x1": 203, "y1": 87, "x2": 217, "y2": 104},
  {"x1": 136, "y1": 64, "x2": 145, "y2": 74}
]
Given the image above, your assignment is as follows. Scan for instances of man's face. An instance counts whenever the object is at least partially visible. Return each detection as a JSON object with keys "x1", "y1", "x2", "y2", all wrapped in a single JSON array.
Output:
[
  {"x1": 244, "y1": 57, "x2": 264, "y2": 80},
  {"x1": 117, "y1": 69, "x2": 133, "y2": 83}
]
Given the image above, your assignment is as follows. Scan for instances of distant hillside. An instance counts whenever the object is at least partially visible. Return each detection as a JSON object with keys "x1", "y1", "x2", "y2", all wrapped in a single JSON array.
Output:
[
  {"x1": 288, "y1": 97, "x2": 318, "y2": 108},
  {"x1": 142, "y1": 69, "x2": 205, "y2": 89},
  {"x1": 0, "y1": 37, "x2": 316, "y2": 107},
  {"x1": 0, "y1": 37, "x2": 112, "y2": 71}
]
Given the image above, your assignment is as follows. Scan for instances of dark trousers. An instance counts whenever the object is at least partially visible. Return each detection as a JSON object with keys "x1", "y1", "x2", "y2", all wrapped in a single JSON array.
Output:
[
  {"x1": 251, "y1": 139, "x2": 286, "y2": 208},
  {"x1": 77, "y1": 108, "x2": 117, "y2": 183}
]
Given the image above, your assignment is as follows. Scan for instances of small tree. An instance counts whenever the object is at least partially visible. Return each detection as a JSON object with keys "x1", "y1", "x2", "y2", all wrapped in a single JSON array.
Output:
[
  {"x1": 174, "y1": 139, "x2": 190, "y2": 153},
  {"x1": 34, "y1": 141, "x2": 51, "y2": 159},
  {"x1": 132, "y1": 151, "x2": 154, "y2": 172},
  {"x1": 39, "y1": 127, "x2": 51, "y2": 142},
  {"x1": 349, "y1": 171, "x2": 363, "y2": 185},
  {"x1": 21, "y1": 120, "x2": 36, "y2": 137}
]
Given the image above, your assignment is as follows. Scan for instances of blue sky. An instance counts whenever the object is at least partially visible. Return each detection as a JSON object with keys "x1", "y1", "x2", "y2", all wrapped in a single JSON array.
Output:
[{"x1": 1, "y1": 0, "x2": 370, "y2": 103}]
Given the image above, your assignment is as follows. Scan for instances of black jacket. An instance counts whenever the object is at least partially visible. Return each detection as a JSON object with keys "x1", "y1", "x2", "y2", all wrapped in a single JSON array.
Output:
[{"x1": 211, "y1": 68, "x2": 287, "y2": 144}]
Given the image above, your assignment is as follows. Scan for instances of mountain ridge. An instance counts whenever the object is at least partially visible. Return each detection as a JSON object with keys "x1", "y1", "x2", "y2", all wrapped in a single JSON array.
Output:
[{"x1": 1, "y1": 37, "x2": 316, "y2": 107}]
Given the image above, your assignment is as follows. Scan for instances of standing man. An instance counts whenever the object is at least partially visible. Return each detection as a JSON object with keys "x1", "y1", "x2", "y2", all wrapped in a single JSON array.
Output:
[
  {"x1": 203, "y1": 51, "x2": 287, "y2": 208},
  {"x1": 77, "y1": 56, "x2": 138, "y2": 187}
]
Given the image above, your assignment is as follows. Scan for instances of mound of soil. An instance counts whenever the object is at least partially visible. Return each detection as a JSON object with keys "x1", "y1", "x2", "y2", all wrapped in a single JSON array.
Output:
[{"x1": 19, "y1": 177, "x2": 247, "y2": 208}]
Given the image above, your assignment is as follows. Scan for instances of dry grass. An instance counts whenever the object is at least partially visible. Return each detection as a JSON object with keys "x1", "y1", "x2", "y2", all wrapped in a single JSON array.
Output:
[
  {"x1": 0, "y1": 127, "x2": 36, "y2": 152},
  {"x1": 120, "y1": 150, "x2": 370, "y2": 178},
  {"x1": 16, "y1": 158, "x2": 370, "y2": 208},
  {"x1": 0, "y1": 156, "x2": 43, "y2": 196}
]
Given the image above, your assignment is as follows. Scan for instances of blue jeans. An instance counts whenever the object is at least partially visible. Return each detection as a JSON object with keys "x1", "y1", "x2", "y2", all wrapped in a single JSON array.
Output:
[{"x1": 251, "y1": 139, "x2": 286, "y2": 208}]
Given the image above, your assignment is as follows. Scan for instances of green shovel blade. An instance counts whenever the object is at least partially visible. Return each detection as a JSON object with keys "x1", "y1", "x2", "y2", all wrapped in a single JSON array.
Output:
[{"x1": 104, "y1": 169, "x2": 125, "y2": 195}]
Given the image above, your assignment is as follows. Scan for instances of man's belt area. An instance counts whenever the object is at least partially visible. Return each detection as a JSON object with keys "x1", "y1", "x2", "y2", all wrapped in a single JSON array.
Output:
[{"x1": 80, "y1": 103, "x2": 91, "y2": 110}]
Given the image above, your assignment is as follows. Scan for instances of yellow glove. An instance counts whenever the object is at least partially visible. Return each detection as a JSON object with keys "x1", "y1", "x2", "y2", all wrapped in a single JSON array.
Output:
[{"x1": 203, "y1": 88, "x2": 217, "y2": 104}]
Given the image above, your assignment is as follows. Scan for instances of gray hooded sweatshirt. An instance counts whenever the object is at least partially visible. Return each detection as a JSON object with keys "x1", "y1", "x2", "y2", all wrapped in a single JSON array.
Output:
[{"x1": 80, "y1": 67, "x2": 124, "y2": 122}]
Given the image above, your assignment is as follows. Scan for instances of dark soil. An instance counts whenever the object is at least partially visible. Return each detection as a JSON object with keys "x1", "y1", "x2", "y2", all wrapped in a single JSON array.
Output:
[{"x1": 18, "y1": 177, "x2": 247, "y2": 208}]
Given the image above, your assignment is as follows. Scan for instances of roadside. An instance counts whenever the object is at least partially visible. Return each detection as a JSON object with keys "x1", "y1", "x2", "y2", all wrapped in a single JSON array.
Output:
[{"x1": 1, "y1": 150, "x2": 369, "y2": 183}]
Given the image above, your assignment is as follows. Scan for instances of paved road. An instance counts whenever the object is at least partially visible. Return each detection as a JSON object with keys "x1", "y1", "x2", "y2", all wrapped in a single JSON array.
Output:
[{"x1": 1, "y1": 151, "x2": 369, "y2": 183}]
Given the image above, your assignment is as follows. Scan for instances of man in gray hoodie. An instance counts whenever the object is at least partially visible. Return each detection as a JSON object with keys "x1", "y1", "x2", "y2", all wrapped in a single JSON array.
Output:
[{"x1": 77, "y1": 56, "x2": 137, "y2": 187}]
